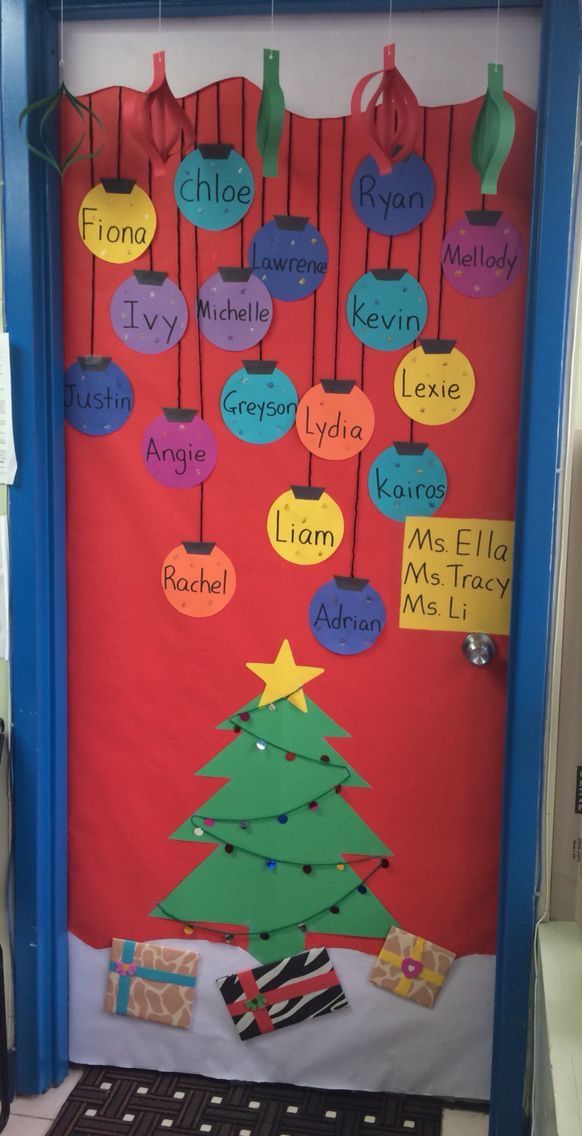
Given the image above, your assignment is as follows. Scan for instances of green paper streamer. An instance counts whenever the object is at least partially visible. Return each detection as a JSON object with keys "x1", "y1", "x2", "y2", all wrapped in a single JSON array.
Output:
[
  {"x1": 471, "y1": 63, "x2": 516, "y2": 195},
  {"x1": 256, "y1": 48, "x2": 285, "y2": 179},
  {"x1": 19, "y1": 83, "x2": 104, "y2": 179}
]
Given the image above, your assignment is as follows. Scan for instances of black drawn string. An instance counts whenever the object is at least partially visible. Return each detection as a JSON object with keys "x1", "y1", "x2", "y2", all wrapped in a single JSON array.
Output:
[
  {"x1": 436, "y1": 105, "x2": 454, "y2": 340},
  {"x1": 116, "y1": 87, "x2": 122, "y2": 179},
  {"x1": 176, "y1": 100, "x2": 186, "y2": 409},
  {"x1": 332, "y1": 116, "x2": 347, "y2": 379},
  {"x1": 240, "y1": 78, "x2": 246, "y2": 268},
  {"x1": 259, "y1": 83, "x2": 266, "y2": 362},
  {"x1": 216, "y1": 81, "x2": 221, "y2": 143},
  {"x1": 286, "y1": 112, "x2": 293, "y2": 216},
  {"x1": 193, "y1": 91, "x2": 204, "y2": 540},
  {"x1": 148, "y1": 159, "x2": 154, "y2": 270},
  {"x1": 408, "y1": 106, "x2": 428, "y2": 444},
  {"x1": 307, "y1": 119, "x2": 323, "y2": 487},
  {"x1": 89, "y1": 94, "x2": 96, "y2": 354},
  {"x1": 349, "y1": 223, "x2": 371, "y2": 578}
]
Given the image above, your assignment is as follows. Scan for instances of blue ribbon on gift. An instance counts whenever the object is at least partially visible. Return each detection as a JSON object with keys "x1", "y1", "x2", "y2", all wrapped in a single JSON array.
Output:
[{"x1": 109, "y1": 940, "x2": 198, "y2": 1017}]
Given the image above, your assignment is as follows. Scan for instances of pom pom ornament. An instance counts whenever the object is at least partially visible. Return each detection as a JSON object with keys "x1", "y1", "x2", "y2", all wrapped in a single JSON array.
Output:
[
  {"x1": 19, "y1": 83, "x2": 104, "y2": 178},
  {"x1": 128, "y1": 52, "x2": 195, "y2": 175},
  {"x1": 471, "y1": 64, "x2": 516, "y2": 195},
  {"x1": 257, "y1": 48, "x2": 285, "y2": 178},
  {"x1": 350, "y1": 44, "x2": 419, "y2": 176}
]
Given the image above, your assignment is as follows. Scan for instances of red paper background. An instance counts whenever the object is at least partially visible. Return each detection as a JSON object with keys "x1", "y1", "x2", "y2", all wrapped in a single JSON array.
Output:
[{"x1": 61, "y1": 80, "x2": 535, "y2": 958}]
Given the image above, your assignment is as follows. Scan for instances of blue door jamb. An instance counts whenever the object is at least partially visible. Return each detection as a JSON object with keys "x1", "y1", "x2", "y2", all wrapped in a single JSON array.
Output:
[
  {"x1": 1, "y1": 3, "x2": 578, "y2": 1132},
  {"x1": 0, "y1": 0, "x2": 68, "y2": 1095},
  {"x1": 489, "y1": 2, "x2": 581, "y2": 1133}
]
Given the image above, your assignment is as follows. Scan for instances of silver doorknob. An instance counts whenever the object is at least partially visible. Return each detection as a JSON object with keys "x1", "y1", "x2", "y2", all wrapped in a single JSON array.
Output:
[{"x1": 462, "y1": 633, "x2": 496, "y2": 666}]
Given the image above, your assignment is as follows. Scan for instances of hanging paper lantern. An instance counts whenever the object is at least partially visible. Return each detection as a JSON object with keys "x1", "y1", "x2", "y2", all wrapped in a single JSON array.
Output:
[
  {"x1": 249, "y1": 216, "x2": 328, "y2": 301},
  {"x1": 78, "y1": 178, "x2": 156, "y2": 263},
  {"x1": 220, "y1": 360, "x2": 298, "y2": 444},
  {"x1": 471, "y1": 64, "x2": 516, "y2": 195},
  {"x1": 141, "y1": 408, "x2": 217, "y2": 488},
  {"x1": 256, "y1": 48, "x2": 285, "y2": 178},
  {"x1": 351, "y1": 152, "x2": 434, "y2": 236},
  {"x1": 174, "y1": 143, "x2": 254, "y2": 231},
  {"x1": 196, "y1": 268, "x2": 273, "y2": 351},
  {"x1": 266, "y1": 485, "x2": 344, "y2": 565},
  {"x1": 110, "y1": 270, "x2": 188, "y2": 354},
  {"x1": 441, "y1": 210, "x2": 524, "y2": 298},
  {"x1": 129, "y1": 51, "x2": 195, "y2": 175},
  {"x1": 350, "y1": 43, "x2": 419, "y2": 176},
  {"x1": 296, "y1": 380, "x2": 375, "y2": 460},
  {"x1": 19, "y1": 83, "x2": 104, "y2": 178},
  {"x1": 394, "y1": 340, "x2": 475, "y2": 426},
  {"x1": 346, "y1": 268, "x2": 427, "y2": 352},
  {"x1": 64, "y1": 356, "x2": 134, "y2": 436},
  {"x1": 309, "y1": 576, "x2": 386, "y2": 655},
  {"x1": 368, "y1": 442, "x2": 447, "y2": 522},
  {"x1": 162, "y1": 541, "x2": 236, "y2": 617}
]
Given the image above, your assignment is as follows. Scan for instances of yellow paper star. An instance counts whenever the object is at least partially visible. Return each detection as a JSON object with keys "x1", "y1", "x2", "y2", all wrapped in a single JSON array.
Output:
[{"x1": 246, "y1": 639, "x2": 324, "y2": 713}]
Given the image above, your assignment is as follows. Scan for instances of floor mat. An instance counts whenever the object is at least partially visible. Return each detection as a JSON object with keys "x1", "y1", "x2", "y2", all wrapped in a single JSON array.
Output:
[{"x1": 47, "y1": 1065, "x2": 443, "y2": 1136}]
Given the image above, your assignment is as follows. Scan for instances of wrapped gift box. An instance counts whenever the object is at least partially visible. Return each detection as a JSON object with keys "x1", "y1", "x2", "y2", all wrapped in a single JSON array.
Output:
[
  {"x1": 105, "y1": 938, "x2": 199, "y2": 1028},
  {"x1": 369, "y1": 927, "x2": 455, "y2": 1009},
  {"x1": 217, "y1": 947, "x2": 348, "y2": 1040}
]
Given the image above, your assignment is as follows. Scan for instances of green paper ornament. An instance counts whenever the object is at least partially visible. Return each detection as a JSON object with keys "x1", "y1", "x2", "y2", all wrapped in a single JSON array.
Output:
[
  {"x1": 19, "y1": 83, "x2": 104, "y2": 178},
  {"x1": 471, "y1": 63, "x2": 516, "y2": 195},
  {"x1": 256, "y1": 48, "x2": 285, "y2": 178}
]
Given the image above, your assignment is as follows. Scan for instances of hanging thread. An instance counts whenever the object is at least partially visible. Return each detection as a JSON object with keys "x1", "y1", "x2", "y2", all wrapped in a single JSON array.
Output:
[
  {"x1": 494, "y1": 0, "x2": 501, "y2": 71},
  {"x1": 59, "y1": 0, "x2": 65, "y2": 81}
]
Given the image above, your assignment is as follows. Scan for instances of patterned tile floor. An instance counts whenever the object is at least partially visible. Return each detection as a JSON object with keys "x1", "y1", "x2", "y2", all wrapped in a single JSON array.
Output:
[{"x1": 4, "y1": 1068, "x2": 488, "y2": 1136}]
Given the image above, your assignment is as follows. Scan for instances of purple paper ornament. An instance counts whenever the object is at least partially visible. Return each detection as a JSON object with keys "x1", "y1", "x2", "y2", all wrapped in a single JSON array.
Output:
[
  {"x1": 141, "y1": 407, "x2": 217, "y2": 488},
  {"x1": 441, "y1": 210, "x2": 524, "y2": 298},
  {"x1": 196, "y1": 267, "x2": 273, "y2": 351},
  {"x1": 110, "y1": 270, "x2": 188, "y2": 354}
]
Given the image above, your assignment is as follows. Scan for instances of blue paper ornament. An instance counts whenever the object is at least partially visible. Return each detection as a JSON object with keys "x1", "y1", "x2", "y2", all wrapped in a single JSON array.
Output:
[
  {"x1": 220, "y1": 360, "x2": 298, "y2": 444},
  {"x1": 309, "y1": 576, "x2": 386, "y2": 655},
  {"x1": 368, "y1": 441, "x2": 447, "y2": 521},
  {"x1": 174, "y1": 143, "x2": 254, "y2": 231},
  {"x1": 249, "y1": 215, "x2": 328, "y2": 301},
  {"x1": 351, "y1": 153, "x2": 435, "y2": 236},
  {"x1": 64, "y1": 356, "x2": 134, "y2": 436},
  {"x1": 346, "y1": 268, "x2": 428, "y2": 351}
]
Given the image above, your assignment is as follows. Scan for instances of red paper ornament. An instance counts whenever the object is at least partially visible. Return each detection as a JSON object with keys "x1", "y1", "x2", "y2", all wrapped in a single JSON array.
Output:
[
  {"x1": 129, "y1": 52, "x2": 195, "y2": 175},
  {"x1": 350, "y1": 43, "x2": 419, "y2": 175}
]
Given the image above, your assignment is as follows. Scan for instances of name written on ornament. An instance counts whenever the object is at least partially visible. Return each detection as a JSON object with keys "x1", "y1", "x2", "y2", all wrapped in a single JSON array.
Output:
[
  {"x1": 300, "y1": 405, "x2": 364, "y2": 450},
  {"x1": 177, "y1": 167, "x2": 252, "y2": 209},
  {"x1": 249, "y1": 243, "x2": 328, "y2": 277},
  {"x1": 163, "y1": 563, "x2": 230, "y2": 595},
  {"x1": 144, "y1": 438, "x2": 207, "y2": 477},
  {"x1": 273, "y1": 510, "x2": 335, "y2": 549},
  {"x1": 442, "y1": 242, "x2": 518, "y2": 282},
  {"x1": 65, "y1": 384, "x2": 131, "y2": 412},
  {"x1": 80, "y1": 209, "x2": 148, "y2": 250},
  {"x1": 399, "y1": 518, "x2": 515, "y2": 634},
  {"x1": 349, "y1": 294, "x2": 422, "y2": 335},
  {"x1": 197, "y1": 297, "x2": 270, "y2": 324},
  {"x1": 120, "y1": 301, "x2": 180, "y2": 344},
  {"x1": 222, "y1": 390, "x2": 298, "y2": 422},
  {"x1": 356, "y1": 174, "x2": 426, "y2": 223},
  {"x1": 312, "y1": 602, "x2": 382, "y2": 634}
]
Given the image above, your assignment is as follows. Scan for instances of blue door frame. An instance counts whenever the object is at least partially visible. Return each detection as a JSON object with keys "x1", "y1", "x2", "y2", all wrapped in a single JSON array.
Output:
[{"x1": 0, "y1": 1, "x2": 579, "y2": 1130}]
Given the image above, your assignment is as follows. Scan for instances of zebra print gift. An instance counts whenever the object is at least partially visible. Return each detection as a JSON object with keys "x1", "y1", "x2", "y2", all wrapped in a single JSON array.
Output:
[{"x1": 217, "y1": 948, "x2": 349, "y2": 1040}]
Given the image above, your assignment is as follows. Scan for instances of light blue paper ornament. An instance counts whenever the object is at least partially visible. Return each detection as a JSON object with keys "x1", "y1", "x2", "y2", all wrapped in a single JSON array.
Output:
[{"x1": 368, "y1": 441, "x2": 447, "y2": 521}]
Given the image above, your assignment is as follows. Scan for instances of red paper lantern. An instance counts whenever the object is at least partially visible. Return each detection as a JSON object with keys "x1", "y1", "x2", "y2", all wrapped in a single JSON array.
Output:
[
  {"x1": 127, "y1": 52, "x2": 195, "y2": 175},
  {"x1": 350, "y1": 43, "x2": 419, "y2": 175}
]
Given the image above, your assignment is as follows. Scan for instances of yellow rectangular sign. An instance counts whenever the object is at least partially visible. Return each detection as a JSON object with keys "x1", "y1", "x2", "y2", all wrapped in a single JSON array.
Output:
[{"x1": 400, "y1": 518, "x2": 515, "y2": 634}]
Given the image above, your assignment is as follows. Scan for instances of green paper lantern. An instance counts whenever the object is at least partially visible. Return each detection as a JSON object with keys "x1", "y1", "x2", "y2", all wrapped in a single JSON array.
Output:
[
  {"x1": 471, "y1": 63, "x2": 516, "y2": 195},
  {"x1": 257, "y1": 48, "x2": 285, "y2": 178}
]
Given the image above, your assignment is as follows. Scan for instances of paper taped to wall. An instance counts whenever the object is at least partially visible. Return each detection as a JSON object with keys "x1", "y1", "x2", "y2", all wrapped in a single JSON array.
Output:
[{"x1": 0, "y1": 334, "x2": 17, "y2": 485}]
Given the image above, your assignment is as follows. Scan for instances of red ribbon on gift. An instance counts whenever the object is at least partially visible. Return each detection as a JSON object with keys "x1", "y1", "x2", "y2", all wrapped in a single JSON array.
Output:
[{"x1": 227, "y1": 968, "x2": 338, "y2": 1033}]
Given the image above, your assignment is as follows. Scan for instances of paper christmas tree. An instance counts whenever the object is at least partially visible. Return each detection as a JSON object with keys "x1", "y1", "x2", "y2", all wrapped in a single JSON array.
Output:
[{"x1": 152, "y1": 641, "x2": 395, "y2": 962}]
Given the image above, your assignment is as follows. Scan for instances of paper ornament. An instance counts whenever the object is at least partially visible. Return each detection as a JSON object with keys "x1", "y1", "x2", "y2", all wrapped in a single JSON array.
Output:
[
  {"x1": 105, "y1": 937, "x2": 199, "y2": 1027},
  {"x1": 309, "y1": 577, "x2": 386, "y2": 655},
  {"x1": 64, "y1": 356, "x2": 133, "y2": 436},
  {"x1": 78, "y1": 178, "x2": 156, "y2": 263},
  {"x1": 162, "y1": 542, "x2": 236, "y2": 617},
  {"x1": 196, "y1": 268, "x2": 273, "y2": 351},
  {"x1": 441, "y1": 210, "x2": 524, "y2": 298},
  {"x1": 256, "y1": 48, "x2": 285, "y2": 178},
  {"x1": 128, "y1": 52, "x2": 195, "y2": 175},
  {"x1": 175, "y1": 143, "x2": 254, "y2": 231},
  {"x1": 246, "y1": 638, "x2": 323, "y2": 712},
  {"x1": 471, "y1": 64, "x2": 516, "y2": 195},
  {"x1": 141, "y1": 409, "x2": 217, "y2": 488},
  {"x1": 220, "y1": 360, "x2": 297, "y2": 444},
  {"x1": 369, "y1": 926, "x2": 455, "y2": 1009},
  {"x1": 350, "y1": 43, "x2": 419, "y2": 175},
  {"x1": 394, "y1": 340, "x2": 475, "y2": 425},
  {"x1": 19, "y1": 83, "x2": 104, "y2": 178},
  {"x1": 217, "y1": 948, "x2": 348, "y2": 1040},
  {"x1": 267, "y1": 485, "x2": 344, "y2": 566},
  {"x1": 249, "y1": 216, "x2": 328, "y2": 301},
  {"x1": 110, "y1": 271, "x2": 188, "y2": 354},
  {"x1": 296, "y1": 380, "x2": 374, "y2": 460},
  {"x1": 368, "y1": 442, "x2": 447, "y2": 522},
  {"x1": 351, "y1": 152, "x2": 435, "y2": 236},
  {"x1": 346, "y1": 268, "x2": 427, "y2": 351}
]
